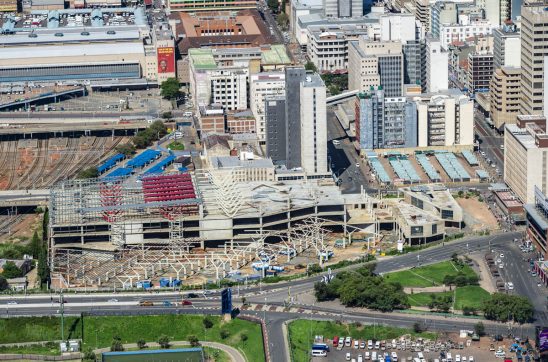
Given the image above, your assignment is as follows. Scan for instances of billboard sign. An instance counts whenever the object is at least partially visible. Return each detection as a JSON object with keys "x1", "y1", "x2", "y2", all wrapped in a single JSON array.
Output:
[
  {"x1": 221, "y1": 288, "x2": 232, "y2": 315},
  {"x1": 157, "y1": 47, "x2": 175, "y2": 74},
  {"x1": 540, "y1": 328, "x2": 548, "y2": 352}
]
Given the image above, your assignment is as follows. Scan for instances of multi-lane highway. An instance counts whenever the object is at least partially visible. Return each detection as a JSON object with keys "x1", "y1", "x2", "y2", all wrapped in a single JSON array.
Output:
[{"x1": 2, "y1": 231, "x2": 537, "y2": 361}]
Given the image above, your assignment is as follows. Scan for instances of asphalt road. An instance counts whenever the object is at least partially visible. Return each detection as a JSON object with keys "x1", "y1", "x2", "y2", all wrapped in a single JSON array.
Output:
[
  {"x1": 1, "y1": 231, "x2": 536, "y2": 361},
  {"x1": 475, "y1": 112, "x2": 504, "y2": 174},
  {"x1": 326, "y1": 108, "x2": 371, "y2": 194}
]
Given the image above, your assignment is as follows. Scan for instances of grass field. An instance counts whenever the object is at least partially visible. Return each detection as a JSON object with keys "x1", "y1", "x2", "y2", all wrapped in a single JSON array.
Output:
[
  {"x1": 0, "y1": 343, "x2": 60, "y2": 356},
  {"x1": 0, "y1": 316, "x2": 82, "y2": 344},
  {"x1": 407, "y1": 286, "x2": 491, "y2": 310},
  {"x1": 288, "y1": 320, "x2": 437, "y2": 362},
  {"x1": 0, "y1": 315, "x2": 263, "y2": 362},
  {"x1": 407, "y1": 291, "x2": 453, "y2": 307},
  {"x1": 384, "y1": 261, "x2": 476, "y2": 287},
  {"x1": 454, "y1": 286, "x2": 491, "y2": 310}
]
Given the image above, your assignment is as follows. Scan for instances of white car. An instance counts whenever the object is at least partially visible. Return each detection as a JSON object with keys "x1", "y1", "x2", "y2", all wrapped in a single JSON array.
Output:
[
  {"x1": 506, "y1": 282, "x2": 514, "y2": 290},
  {"x1": 346, "y1": 352, "x2": 351, "y2": 361},
  {"x1": 365, "y1": 351, "x2": 370, "y2": 360},
  {"x1": 360, "y1": 341, "x2": 366, "y2": 349},
  {"x1": 499, "y1": 263, "x2": 504, "y2": 269},
  {"x1": 356, "y1": 163, "x2": 360, "y2": 168},
  {"x1": 500, "y1": 253, "x2": 505, "y2": 258},
  {"x1": 367, "y1": 340, "x2": 373, "y2": 349},
  {"x1": 455, "y1": 354, "x2": 461, "y2": 362},
  {"x1": 7, "y1": 301, "x2": 17, "y2": 305},
  {"x1": 494, "y1": 350, "x2": 506, "y2": 358},
  {"x1": 345, "y1": 337, "x2": 352, "y2": 347},
  {"x1": 375, "y1": 341, "x2": 380, "y2": 349},
  {"x1": 354, "y1": 340, "x2": 359, "y2": 349},
  {"x1": 108, "y1": 298, "x2": 119, "y2": 302}
]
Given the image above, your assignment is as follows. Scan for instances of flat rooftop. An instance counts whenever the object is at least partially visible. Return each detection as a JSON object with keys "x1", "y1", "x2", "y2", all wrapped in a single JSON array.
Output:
[
  {"x1": 404, "y1": 184, "x2": 461, "y2": 210},
  {"x1": 261, "y1": 44, "x2": 291, "y2": 65},
  {"x1": 506, "y1": 124, "x2": 537, "y2": 149},
  {"x1": 396, "y1": 202, "x2": 440, "y2": 226}
]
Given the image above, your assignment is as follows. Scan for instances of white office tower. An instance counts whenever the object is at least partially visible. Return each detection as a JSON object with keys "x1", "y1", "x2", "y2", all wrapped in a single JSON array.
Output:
[
  {"x1": 300, "y1": 73, "x2": 327, "y2": 175},
  {"x1": 250, "y1": 73, "x2": 286, "y2": 143},
  {"x1": 425, "y1": 36, "x2": 448, "y2": 93},
  {"x1": 380, "y1": 13, "x2": 417, "y2": 42}
]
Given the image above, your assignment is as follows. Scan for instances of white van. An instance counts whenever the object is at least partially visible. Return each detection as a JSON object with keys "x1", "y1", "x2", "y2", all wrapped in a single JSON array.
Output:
[
  {"x1": 391, "y1": 351, "x2": 398, "y2": 361},
  {"x1": 372, "y1": 351, "x2": 377, "y2": 360},
  {"x1": 447, "y1": 353, "x2": 453, "y2": 362},
  {"x1": 311, "y1": 349, "x2": 327, "y2": 357},
  {"x1": 418, "y1": 352, "x2": 425, "y2": 361}
]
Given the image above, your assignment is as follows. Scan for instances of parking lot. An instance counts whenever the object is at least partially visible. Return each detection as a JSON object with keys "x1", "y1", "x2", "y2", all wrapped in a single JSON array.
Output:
[{"x1": 311, "y1": 334, "x2": 535, "y2": 362}]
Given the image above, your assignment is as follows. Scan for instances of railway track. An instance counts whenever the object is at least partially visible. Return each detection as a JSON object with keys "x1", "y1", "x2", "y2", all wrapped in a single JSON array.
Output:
[{"x1": 5, "y1": 140, "x2": 19, "y2": 190}]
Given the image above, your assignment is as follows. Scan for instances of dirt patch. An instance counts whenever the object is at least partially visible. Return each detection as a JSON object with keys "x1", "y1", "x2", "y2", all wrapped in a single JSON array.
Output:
[{"x1": 457, "y1": 197, "x2": 498, "y2": 231}]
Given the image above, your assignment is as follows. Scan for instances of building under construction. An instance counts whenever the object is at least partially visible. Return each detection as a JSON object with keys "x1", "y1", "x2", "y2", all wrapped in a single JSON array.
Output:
[{"x1": 49, "y1": 170, "x2": 357, "y2": 289}]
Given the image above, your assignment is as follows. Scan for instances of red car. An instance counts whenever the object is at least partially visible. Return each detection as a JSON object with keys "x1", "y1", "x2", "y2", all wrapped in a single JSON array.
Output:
[{"x1": 181, "y1": 300, "x2": 193, "y2": 306}]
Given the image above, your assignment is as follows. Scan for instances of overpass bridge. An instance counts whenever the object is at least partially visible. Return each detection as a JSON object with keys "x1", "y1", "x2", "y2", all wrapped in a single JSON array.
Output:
[
  {"x1": 326, "y1": 90, "x2": 359, "y2": 105},
  {"x1": 0, "y1": 190, "x2": 49, "y2": 208},
  {"x1": 0, "y1": 121, "x2": 150, "y2": 139}
]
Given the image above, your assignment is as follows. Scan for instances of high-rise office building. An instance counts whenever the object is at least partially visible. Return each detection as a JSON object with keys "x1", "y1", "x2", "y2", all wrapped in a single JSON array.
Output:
[
  {"x1": 493, "y1": 23, "x2": 521, "y2": 69},
  {"x1": 403, "y1": 40, "x2": 425, "y2": 89},
  {"x1": 490, "y1": 67, "x2": 521, "y2": 130},
  {"x1": 250, "y1": 73, "x2": 285, "y2": 143},
  {"x1": 415, "y1": 91, "x2": 474, "y2": 147},
  {"x1": 430, "y1": 2, "x2": 458, "y2": 39},
  {"x1": 476, "y1": 0, "x2": 511, "y2": 26},
  {"x1": 425, "y1": 36, "x2": 448, "y2": 93},
  {"x1": 264, "y1": 67, "x2": 328, "y2": 175},
  {"x1": 285, "y1": 67, "x2": 307, "y2": 170},
  {"x1": 265, "y1": 96, "x2": 287, "y2": 164},
  {"x1": 355, "y1": 88, "x2": 417, "y2": 150},
  {"x1": 467, "y1": 52, "x2": 494, "y2": 94},
  {"x1": 519, "y1": 4, "x2": 548, "y2": 116},
  {"x1": 348, "y1": 38, "x2": 404, "y2": 96},
  {"x1": 300, "y1": 74, "x2": 327, "y2": 174},
  {"x1": 324, "y1": 0, "x2": 362, "y2": 17}
]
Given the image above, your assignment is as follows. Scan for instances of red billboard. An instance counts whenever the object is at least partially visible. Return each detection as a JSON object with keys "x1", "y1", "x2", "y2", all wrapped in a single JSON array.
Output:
[{"x1": 157, "y1": 47, "x2": 175, "y2": 74}]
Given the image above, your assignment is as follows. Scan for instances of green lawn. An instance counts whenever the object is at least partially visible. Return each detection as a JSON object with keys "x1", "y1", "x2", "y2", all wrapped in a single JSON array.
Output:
[
  {"x1": 0, "y1": 343, "x2": 60, "y2": 356},
  {"x1": 288, "y1": 320, "x2": 437, "y2": 362},
  {"x1": 407, "y1": 291, "x2": 453, "y2": 307},
  {"x1": 407, "y1": 286, "x2": 491, "y2": 311},
  {"x1": 167, "y1": 141, "x2": 185, "y2": 150},
  {"x1": 0, "y1": 316, "x2": 82, "y2": 344},
  {"x1": 0, "y1": 315, "x2": 263, "y2": 362},
  {"x1": 82, "y1": 315, "x2": 263, "y2": 362},
  {"x1": 454, "y1": 285, "x2": 491, "y2": 310},
  {"x1": 384, "y1": 261, "x2": 476, "y2": 287}
]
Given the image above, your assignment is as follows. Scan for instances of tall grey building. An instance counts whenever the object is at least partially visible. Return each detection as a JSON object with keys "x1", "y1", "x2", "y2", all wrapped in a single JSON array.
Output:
[
  {"x1": 493, "y1": 22, "x2": 520, "y2": 69},
  {"x1": 355, "y1": 88, "x2": 417, "y2": 150},
  {"x1": 265, "y1": 95, "x2": 287, "y2": 165},
  {"x1": 403, "y1": 40, "x2": 425, "y2": 89},
  {"x1": 285, "y1": 67, "x2": 307, "y2": 169},
  {"x1": 324, "y1": 0, "x2": 362, "y2": 17},
  {"x1": 265, "y1": 67, "x2": 328, "y2": 175},
  {"x1": 430, "y1": 2, "x2": 458, "y2": 39}
]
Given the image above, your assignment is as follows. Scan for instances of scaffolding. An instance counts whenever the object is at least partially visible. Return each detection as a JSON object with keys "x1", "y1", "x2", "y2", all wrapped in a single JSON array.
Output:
[{"x1": 50, "y1": 216, "x2": 331, "y2": 289}]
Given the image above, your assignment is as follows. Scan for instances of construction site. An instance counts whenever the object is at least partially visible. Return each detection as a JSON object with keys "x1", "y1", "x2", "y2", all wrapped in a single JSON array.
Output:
[{"x1": 0, "y1": 136, "x2": 130, "y2": 236}]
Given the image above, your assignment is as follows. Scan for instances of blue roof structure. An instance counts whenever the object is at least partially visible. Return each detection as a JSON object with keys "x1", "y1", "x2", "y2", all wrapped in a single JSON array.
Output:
[
  {"x1": 369, "y1": 158, "x2": 391, "y2": 183},
  {"x1": 462, "y1": 150, "x2": 479, "y2": 166},
  {"x1": 416, "y1": 154, "x2": 441, "y2": 182},
  {"x1": 389, "y1": 156, "x2": 421, "y2": 183},
  {"x1": 143, "y1": 154, "x2": 176, "y2": 175},
  {"x1": 97, "y1": 153, "x2": 124, "y2": 174},
  {"x1": 476, "y1": 169, "x2": 489, "y2": 179},
  {"x1": 103, "y1": 167, "x2": 132, "y2": 179},
  {"x1": 126, "y1": 149, "x2": 161, "y2": 168},
  {"x1": 435, "y1": 152, "x2": 471, "y2": 181}
]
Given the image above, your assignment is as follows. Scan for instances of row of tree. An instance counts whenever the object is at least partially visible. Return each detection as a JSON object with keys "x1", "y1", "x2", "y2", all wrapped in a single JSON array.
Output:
[{"x1": 314, "y1": 264, "x2": 410, "y2": 312}]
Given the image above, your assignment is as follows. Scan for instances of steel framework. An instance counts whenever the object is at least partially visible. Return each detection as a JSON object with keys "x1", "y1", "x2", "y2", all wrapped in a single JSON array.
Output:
[{"x1": 51, "y1": 216, "x2": 331, "y2": 289}]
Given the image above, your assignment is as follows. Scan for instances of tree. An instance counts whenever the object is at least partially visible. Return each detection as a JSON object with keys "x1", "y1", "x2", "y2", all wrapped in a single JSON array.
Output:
[
  {"x1": 413, "y1": 322, "x2": 424, "y2": 333},
  {"x1": 220, "y1": 329, "x2": 230, "y2": 339},
  {"x1": 37, "y1": 246, "x2": 49, "y2": 285},
  {"x1": 162, "y1": 111, "x2": 173, "y2": 120},
  {"x1": 304, "y1": 61, "x2": 317, "y2": 73},
  {"x1": 187, "y1": 335, "x2": 200, "y2": 347},
  {"x1": 241, "y1": 333, "x2": 248, "y2": 343},
  {"x1": 158, "y1": 335, "x2": 170, "y2": 349},
  {"x1": 136, "y1": 339, "x2": 147, "y2": 349},
  {"x1": 483, "y1": 293, "x2": 534, "y2": 323},
  {"x1": 29, "y1": 231, "x2": 42, "y2": 260},
  {"x1": 77, "y1": 167, "x2": 99, "y2": 179},
  {"x1": 115, "y1": 144, "x2": 136, "y2": 157},
  {"x1": 203, "y1": 317, "x2": 214, "y2": 329},
  {"x1": 328, "y1": 85, "x2": 341, "y2": 96},
  {"x1": 0, "y1": 276, "x2": 8, "y2": 291},
  {"x1": 82, "y1": 348, "x2": 97, "y2": 362},
  {"x1": 110, "y1": 337, "x2": 124, "y2": 352},
  {"x1": 474, "y1": 322, "x2": 485, "y2": 336},
  {"x1": 277, "y1": 12, "x2": 289, "y2": 30},
  {"x1": 267, "y1": 0, "x2": 278, "y2": 11},
  {"x1": 160, "y1": 78, "x2": 181, "y2": 100},
  {"x1": 1, "y1": 261, "x2": 22, "y2": 278}
]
